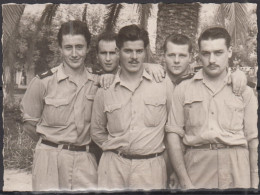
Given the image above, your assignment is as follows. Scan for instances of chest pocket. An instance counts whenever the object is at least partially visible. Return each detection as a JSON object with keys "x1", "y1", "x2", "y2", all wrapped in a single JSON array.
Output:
[
  {"x1": 183, "y1": 96, "x2": 205, "y2": 127},
  {"x1": 104, "y1": 103, "x2": 126, "y2": 136},
  {"x1": 85, "y1": 94, "x2": 95, "y2": 122},
  {"x1": 144, "y1": 97, "x2": 166, "y2": 127},
  {"x1": 43, "y1": 97, "x2": 70, "y2": 126},
  {"x1": 220, "y1": 100, "x2": 244, "y2": 131}
]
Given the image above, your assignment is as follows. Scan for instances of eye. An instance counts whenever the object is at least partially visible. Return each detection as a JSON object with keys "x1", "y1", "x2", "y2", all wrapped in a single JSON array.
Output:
[
  {"x1": 167, "y1": 53, "x2": 175, "y2": 57},
  {"x1": 76, "y1": 45, "x2": 84, "y2": 49},
  {"x1": 99, "y1": 52, "x2": 107, "y2": 55},
  {"x1": 180, "y1": 54, "x2": 187, "y2": 58},
  {"x1": 201, "y1": 52, "x2": 210, "y2": 57},
  {"x1": 136, "y1": 49, "x2": 144, "y2": 54},
  {"x1": 124, "y1": 49, "x2": 132, "y2": 54},
  {"x1": 215, "y1": 51, "x2": 223, "y2": 56},
  {"x1": 64, "y1": 45, "x2": 72, "y2": 49},
  {"x1": 110, "y1": 52, "x2": 116, "y2": 55}
]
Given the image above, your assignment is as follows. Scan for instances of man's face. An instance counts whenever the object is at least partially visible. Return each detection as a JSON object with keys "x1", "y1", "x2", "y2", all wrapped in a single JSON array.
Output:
[
  {"x1": 60, "y1": 34, "x2": 88, "y2": 70},
  {"x1": 199, "y1": 38, "x2": 232, "y2": 78},
  {"x1": 119, "y1": 40, "x2": 146, "y2": 74},
  {"x1": 97, "y1": 40, "x2": 119, "y2": 73},
  {"x1": 164, "y1": 42, "x2": 191, "y2": 77}
]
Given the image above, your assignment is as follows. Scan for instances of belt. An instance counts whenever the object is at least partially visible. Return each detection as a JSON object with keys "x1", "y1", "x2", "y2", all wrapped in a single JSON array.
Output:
[
  {"x1": 41, "y1": 139, "x2": 88, "y2": 152},
  {"x1": 187, "y1": 143, "x2": 245, "y2": 150},
  {"x1": 108, "y1": 150, "x2": 164, "y2": 160}
]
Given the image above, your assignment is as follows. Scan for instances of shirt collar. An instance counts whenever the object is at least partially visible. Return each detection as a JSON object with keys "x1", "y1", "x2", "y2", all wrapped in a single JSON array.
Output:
[
  {"x1": 57, "y1": 63, "x2": 94, "y2": 83},
  {"x1": 194, "y1": 68, "x2": 231, "y2": 84},
  {"x1": 113, "y1": 68, "x2": 152, "y2": 88}
]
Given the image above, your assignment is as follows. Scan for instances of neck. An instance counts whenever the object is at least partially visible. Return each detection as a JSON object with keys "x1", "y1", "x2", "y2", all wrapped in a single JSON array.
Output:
[
  {"x1": 63, "y1": 64, "x2": 85, "y2": 78},
  {"x1": 166, "y1": 68, "x2": 189, "y2": 84},
  {"x1": 203, "y1": 69, "x2": 228, "y2": 88},
  {"x1": 120, "y1": 66, "x2": 144, "y2": 83}
]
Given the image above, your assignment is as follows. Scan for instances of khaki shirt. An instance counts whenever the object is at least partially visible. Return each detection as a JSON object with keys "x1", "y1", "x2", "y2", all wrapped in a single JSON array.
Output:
[
  {"x1": 21, "y1": 64, "x2": 99, "y2": 146},
  {"x1": 91, "y1": 69, "x2": 174, "y2": 155},
  {"x1": 166, "y1": 69, "x2": 258, "y2": 147}
]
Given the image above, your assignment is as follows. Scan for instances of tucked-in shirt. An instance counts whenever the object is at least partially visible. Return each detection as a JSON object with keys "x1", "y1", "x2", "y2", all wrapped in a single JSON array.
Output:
[
  {"x1": 91, "y1": 69, "x2": 174, "y2": 155},
  {"x1": 166, "y1": 69, "x2": 258, "y2": 147},
  {"x1": 21, "y1": 64, "x2": 100, "y2": 146}
]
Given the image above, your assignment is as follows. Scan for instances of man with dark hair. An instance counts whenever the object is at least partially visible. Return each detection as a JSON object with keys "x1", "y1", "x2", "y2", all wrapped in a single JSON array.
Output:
[
  {"x1": 91, "y1": 24, "x2": 174, "y2": 189},
  {"x1": 21, "y1": 20, "x2": 99, "y2": 190},
  {"x1": 166, "y1": 27, "x2": 258, "y2": 189}
]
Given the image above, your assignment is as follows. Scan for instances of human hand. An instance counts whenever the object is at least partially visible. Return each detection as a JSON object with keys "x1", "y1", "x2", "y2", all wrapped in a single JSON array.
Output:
[
  {"x1": 100, "y1": 74, "x2": 115, "y2": 89},
  {"x1": 144, "y1": 63, "x2": 165, "y2": 83},
  {"x1": 229, "y1": 68, "x2": 247, "y2": 96}
]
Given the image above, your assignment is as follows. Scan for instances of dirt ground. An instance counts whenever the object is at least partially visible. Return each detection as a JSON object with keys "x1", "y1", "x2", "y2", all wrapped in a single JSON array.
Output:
[{"x1": 3, "y1": 169, "x2": 32, "y2": 191}]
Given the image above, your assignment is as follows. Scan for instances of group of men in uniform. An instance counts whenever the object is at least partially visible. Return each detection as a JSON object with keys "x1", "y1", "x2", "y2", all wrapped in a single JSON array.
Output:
[{"x1": 21, "y1": 20, "x2": 258, "y2": 191}]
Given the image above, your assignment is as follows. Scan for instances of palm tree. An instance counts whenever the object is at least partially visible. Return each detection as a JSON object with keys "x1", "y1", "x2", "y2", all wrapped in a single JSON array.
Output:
[
  {"x1": 155, "y1": 3, "x2": 201, "y2": 60},
  {"x1": 215, "y1": 3, "x2": 249, "y2": 49},
  {"x1": 3, "y1": 4, "x2": 25, "y2": 107}
]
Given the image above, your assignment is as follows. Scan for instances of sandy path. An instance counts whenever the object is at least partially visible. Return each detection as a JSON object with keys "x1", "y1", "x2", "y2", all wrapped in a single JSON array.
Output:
[{"x1": 3, "y1": 169, "x2": 32, "y2": 191}]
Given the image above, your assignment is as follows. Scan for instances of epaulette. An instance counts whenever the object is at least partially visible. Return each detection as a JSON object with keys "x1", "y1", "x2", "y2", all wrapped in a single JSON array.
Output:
[
  {"x1": 91, "y1": 66, "x2": 105, "y2": 75},
  {"x1": 176, "y1": 73, "x2": 195, "y2": 85},
  {"x1": 247, "y1": 81, "x2": 256, "y2": 88},
  {"x1": 37, "y1": 70, "x2": 53, "y2": 79},
  {"x1": 194, "y1": 66, "x2": 203, "y2": 73}
]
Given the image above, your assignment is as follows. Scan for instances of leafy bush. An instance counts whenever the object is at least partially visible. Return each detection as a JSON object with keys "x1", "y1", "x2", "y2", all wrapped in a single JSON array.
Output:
[{"x1": 3, "y1": 103, "x2": 36, "y2": 171}]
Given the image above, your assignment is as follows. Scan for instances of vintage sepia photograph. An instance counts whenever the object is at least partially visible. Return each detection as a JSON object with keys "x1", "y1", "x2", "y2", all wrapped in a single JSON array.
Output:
[{"x1": 2, "y1": 1, "x2": 258, "y2": 192}]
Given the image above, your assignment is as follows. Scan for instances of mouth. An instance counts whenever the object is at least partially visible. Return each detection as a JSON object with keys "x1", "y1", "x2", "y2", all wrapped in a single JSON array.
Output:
[
  {"x1": 208, "y1": 65, "x2": 218, "y2": 70},
  {"x1": 105, "y1": 63, "x2": 112, "y2": 66}
]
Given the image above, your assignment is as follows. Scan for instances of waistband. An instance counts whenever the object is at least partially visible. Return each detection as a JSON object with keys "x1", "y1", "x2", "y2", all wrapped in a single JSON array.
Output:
[
  {"x1": 108, "y1": 150, "x2": 164, "y2": 160},
  {"x1": 41, "y1": 139, "x2": 89, "y2": 152},
  {"x1": 187, "y1": 143, "x2": 246, "y2": 150}
]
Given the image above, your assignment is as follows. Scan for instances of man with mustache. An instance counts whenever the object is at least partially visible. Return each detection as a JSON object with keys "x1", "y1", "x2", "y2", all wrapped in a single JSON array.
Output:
[
  {"x1": 166, "y1": 27, "x2": 258, "y2": 189},
  {"x1": 91, "y1": 24, "x2": 174, "y2": 189}
]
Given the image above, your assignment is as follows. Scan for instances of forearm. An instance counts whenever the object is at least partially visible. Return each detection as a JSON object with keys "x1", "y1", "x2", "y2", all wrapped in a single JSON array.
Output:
[
  {"x1": 91, "y1": 129, "x2": 108, "y2": 148},
  {"x1": 23, "y1": 121, "x2": 39, "y2": 142},
  {"x1": 248, "y1": 138, "x2": 259, "y2": 188},
  {"x1": 167, "y1": 133, "x2": 193, "y2": 189}
]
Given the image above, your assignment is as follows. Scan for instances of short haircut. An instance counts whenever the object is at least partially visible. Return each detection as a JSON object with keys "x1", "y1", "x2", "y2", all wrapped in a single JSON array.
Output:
[
  {"x1": 116, "y1": 24, "x2": 149, "y2": 49},
  {"x1": 57, "y1": 20, "x2": 91, "y2": 47},
  {"x1": 96, "y1": 31, "x2": 117, "y2": 52},
  {"x1": 198, "y1": 27, "x2": 231, "y2": 49},
  {"x1": 163, "y1": 33, "x2": 192, "y2": 53}
]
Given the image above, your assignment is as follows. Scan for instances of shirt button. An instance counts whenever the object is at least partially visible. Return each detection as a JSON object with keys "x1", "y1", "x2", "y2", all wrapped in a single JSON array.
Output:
[
  {"x1": 210, "y1": 128, "x2": 213, "y2": 130},
  {"x1": 211, "y1": 112, "x2": 214, "y2": 115}
]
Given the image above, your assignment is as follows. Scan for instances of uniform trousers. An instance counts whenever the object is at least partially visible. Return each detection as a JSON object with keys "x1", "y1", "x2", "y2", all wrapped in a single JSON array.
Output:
[
  {"x1": 98, "y1": 151, "x2": 167, "y2": 190},
  {"x1": 184, "y1": 147, "x2": 251, "y2": 189},
  {"x1": 32, "y1": 140, "x2": 98, "y2": 191}
]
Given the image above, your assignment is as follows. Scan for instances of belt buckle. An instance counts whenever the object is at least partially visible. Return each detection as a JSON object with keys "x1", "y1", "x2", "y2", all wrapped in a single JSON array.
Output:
[
  {"x1": 210, "y1": 144, "x2": 218, "y2": 150},
  {"x1": 67, "y1": 144, "x2": 73, "y2": 150}
]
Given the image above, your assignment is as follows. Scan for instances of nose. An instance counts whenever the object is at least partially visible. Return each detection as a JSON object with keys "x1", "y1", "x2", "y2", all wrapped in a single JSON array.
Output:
[
  {"x1": 72, "y1": 48, "x2": 77, "y2": 57},
  {"x1": 174, "y1": 55, "x2": 180, "y2": 64},
  {"x1": 131, "y1": 51, "x2": 137, "y2": 59},
  {"x1": 209, "y1": 53, "x2": 216, "y2": 64},
  {"x1": 105, "y1": 53, "x2": 111, "y2": 61}
]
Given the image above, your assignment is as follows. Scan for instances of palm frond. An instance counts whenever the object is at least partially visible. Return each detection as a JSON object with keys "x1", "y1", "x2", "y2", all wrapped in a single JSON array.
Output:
[
  {"x1": 137, "y1": 3, "x2": 152, "y2": 30},
  {"x1": 104, "y1": 4, "x2": 123, "y2": 31},
  {"x1": 216, "y1": 3, "x2": 248, "y2": 47},
  {"x1": 82, "y1": 4, "x2": 88, "y2": 22},
  {"x1": 2, "y1": 4, "x2": 25, "y2": 53}
]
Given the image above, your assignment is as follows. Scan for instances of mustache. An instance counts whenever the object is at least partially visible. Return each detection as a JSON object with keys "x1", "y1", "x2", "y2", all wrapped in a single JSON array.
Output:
[{"x1": 129, "y1": 59, "x2": 139, "y2": 64}]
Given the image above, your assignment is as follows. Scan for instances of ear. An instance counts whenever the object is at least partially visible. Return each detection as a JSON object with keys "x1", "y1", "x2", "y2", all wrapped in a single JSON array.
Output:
[
  {"x1": 188, "y1": 53, "x2": 192, "y2": 62},
  {"x1": 116, "y1": 47, "x2": 120, "y2": 55},
  {"x1": 228, "y1": 46, "x2": 232, "y2": 58},
  {"x1": 86, "y1": 47, "x2": 90, "y2": 54}
]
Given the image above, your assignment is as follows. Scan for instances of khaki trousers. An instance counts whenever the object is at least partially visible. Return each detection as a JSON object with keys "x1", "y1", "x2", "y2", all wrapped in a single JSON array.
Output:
[
  {"x1": 184, "y1": 147, "x2": 251, "y2": 189},
  {"x1": 98, "y1": 151, "x2": 167, "y2": 190},
  {"x1": 32, "y1": 141, "x2": 98, "y2": 191}
]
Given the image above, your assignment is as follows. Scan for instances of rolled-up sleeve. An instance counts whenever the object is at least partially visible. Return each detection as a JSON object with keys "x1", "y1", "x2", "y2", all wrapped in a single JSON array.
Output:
[
  {"x1": 165, "y1": 83, "x2": 185, "y2": 137},
  {"x1": 242, "y1": 87, "x2": 258, "y2": 142},
  {"x1": 20, "y1": 77, "x2": 45, "y2": 123},
  {"x1": 90, "y1": 88, "x2": 108, "y2": 148}
]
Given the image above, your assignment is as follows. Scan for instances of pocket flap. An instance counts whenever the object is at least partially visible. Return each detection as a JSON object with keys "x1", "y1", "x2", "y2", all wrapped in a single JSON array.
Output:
[
  {"x1": 104, "y1": 104, "x2": 122, "y2": 113},
  {"x1": 184, "y1": 96, "x2": 203, "y2": 104},
  {"x1": 86, "y1": 94, "x2": 95, "y2": 100},
  {"x1": 144, "y1": 97, "x2": 166, "y2": 106},
  {"x1": 45, "y1": 97, "x2": 70, "y2": 107},
  {"x1": 224, "y1": 100, "x2": 244, "y2": 111}
]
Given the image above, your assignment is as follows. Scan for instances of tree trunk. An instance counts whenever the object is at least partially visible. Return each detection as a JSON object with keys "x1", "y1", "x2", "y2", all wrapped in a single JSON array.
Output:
[{"x1": 155, "y1": 3, "x2": 201, "y2": 61}]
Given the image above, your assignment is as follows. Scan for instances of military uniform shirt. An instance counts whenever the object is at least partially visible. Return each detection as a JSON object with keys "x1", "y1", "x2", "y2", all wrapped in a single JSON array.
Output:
[
  {"x1": 166, "y1": 69, "x2": 258, "y2": 147},
  {"x1": 91, "y1": 69, "x2": 174, "y2": 155},
  {"x1": 21, "y1": 64, "x2": 99, "y2": 146}
]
